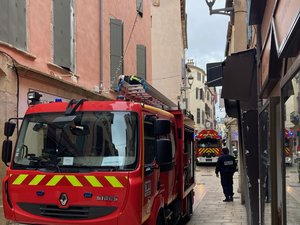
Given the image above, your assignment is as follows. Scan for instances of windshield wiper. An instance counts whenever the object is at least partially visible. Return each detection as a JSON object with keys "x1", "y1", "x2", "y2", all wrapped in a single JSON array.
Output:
[{"x1": 26, "y1": 155, "x2": 61, "y2": 172}]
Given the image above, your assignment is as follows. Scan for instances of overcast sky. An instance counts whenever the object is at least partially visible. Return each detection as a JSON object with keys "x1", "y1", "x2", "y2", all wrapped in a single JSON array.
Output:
[
  {"x1": 186, "y1": 0, "x2": 230, "y2": 71},
  {"x1": 186, "y1": 0, "x2": 229, "y2": 120}
]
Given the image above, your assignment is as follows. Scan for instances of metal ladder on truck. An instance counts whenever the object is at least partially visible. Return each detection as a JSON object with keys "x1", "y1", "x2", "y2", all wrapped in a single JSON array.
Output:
[{"x1": 117, "y1": 75, "x2": 177, "y2": 110}]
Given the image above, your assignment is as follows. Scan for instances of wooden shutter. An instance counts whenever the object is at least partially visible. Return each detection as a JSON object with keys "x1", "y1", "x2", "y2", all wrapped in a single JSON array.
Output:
[
  {"x1": 53, "y1": 0, "x2": 74, "y2": 71},
  {"x1": 0, "y1": 0, "x2": 26, "y2": 50},
  {"x1": 136, "y1": 0, "x2": 143, "y2": 16},
  {"x1": 197, "y1": 108, "x2": 200, "y2": 124},
  {"x1": 137, "y1": 45, "x2": 146, "y2": 80},
  {"x1": 110, "y1": 18, "x2": 123, "y2": 90}
]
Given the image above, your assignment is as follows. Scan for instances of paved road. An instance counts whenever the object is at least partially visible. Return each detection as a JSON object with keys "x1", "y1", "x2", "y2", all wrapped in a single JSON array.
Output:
[{"x1": 187, "y1": 166, "x2": 248, "y2": 225}]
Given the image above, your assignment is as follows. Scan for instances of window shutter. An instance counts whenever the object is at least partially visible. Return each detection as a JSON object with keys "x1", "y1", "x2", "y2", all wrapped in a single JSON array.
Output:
[
  {"x1": 53, "y1": 0, "x2": 73, "y2": 71},
  {"x1": 137, "y1": 44, "x2": 146, "y2": 80},
  {"x1": 12, "y1": 0, "x2": 27, "y2": 49},
  {"x1": 197, "y1": 108, "x2": 200, "y2": 124},
  {"x1": 200, "y1": 88, "x2": 203, "y2": 100},
  {"x1": 0, "y1": 0, "x2": 26, "y2": 50},
  {"x1": 110, "y1": 18, "x2": 123, "y2": 90},
  {"x1": 0, "y1": 1, "x2": 9, "y2": 43},
  {"x1": 136, "y1": 0, "x2": 143, "y2": 16}
]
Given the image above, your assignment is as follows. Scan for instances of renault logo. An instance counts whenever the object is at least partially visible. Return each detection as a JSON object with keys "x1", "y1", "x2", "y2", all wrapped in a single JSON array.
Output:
[{"x1": 59, "y1": 193, "x2": 68, "y2": 206}]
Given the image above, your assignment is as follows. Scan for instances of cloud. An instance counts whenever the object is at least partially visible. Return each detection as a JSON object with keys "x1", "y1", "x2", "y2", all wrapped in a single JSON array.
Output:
[{"x1": 186, "y1": 0, "x2": 229, "y2": 70}]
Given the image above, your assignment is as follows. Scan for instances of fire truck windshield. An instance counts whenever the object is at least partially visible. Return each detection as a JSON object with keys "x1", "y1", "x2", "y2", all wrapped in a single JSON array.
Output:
[
  {"x1": 12, "y1": 111, "x2": 138, "y2": 172},
  {"x1": 197, "y1": 138, "x2": 221, "y2": 148}
]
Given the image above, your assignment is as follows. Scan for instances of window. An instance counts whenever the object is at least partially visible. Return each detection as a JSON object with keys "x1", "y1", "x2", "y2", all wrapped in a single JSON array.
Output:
[
  {"x1": 144, "y1": 117, "x2": 155, "y2": 165},
  {"x1": 136, "y1": 0, "x2": 143, "y2": 16},
  {"x1": 197, "y1": 108, "x2": 200, "y2": 124},
  {"x1": 110, "y1": 18, "x2": 123, "y2": 90},
  {"x1": 202, "y1": 110, "x2": 205, "y2": 125},
  {"x1": 13, "y1": 111, "x2": 138, "y2": 171},
  {"x1": 137, "y1": 45, "x2": 146, "y2": 80},
  {"x1": 200, "y1": 88, "x2": 203, "y2": 101},
  {"x1": 282, "y1": 71, "x2": 300, "y2": 224},
  {"x1": 196, "y1": 88, "x2": 199, "y2": 99},
  {"x1": 197, "y1": 72, "x2": 201, "y2": 81},
  {"x1": 207, "y1": 91, "x2": 210, "y2": 101},
  {"x1": 0, "y1": 0, "x2": 27, "y2": 50},
  {"x1": 53, "y1": 0, "x2": 74, "y2": 71}
]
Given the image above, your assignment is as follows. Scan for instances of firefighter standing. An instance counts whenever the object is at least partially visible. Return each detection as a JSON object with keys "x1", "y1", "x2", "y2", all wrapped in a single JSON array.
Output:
[{"x1": 215, "y1": 147, "x2": 237, "y2": 202}]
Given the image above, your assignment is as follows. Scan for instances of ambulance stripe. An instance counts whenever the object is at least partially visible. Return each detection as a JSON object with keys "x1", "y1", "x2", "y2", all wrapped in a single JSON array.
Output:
[
  {"x1": 105, "y1": 176, "x2": 123, "y2": 188},
  {"x1": 65, "y1": 175, "x2": 83, "y2": 187},
  {"x1": 29, "y1": 175, "x2": 46, "y2": 185},
  {"x1": 46, "y1": 175, "x2": 64, "y2": 186},
  {"x1": 85, "y1": 176, "x2": 103, "y2": 187},
  {"x1": 12, "y1": 174, "x2": 28, "y2": 185}
]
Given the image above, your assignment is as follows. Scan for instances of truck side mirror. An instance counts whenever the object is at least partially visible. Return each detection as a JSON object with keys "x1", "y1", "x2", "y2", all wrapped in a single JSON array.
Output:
[
  {"x1": 155, "y1": 119, "x2": 171, "y2": 136},
  {"x1": 4, "y1": 122, "x2": 16, "y2": 137},
  {"x1": 2, "y1": 140, "x2": 12, "y2": 164},
  {"x1": 156, "y1": 139, "x2": 172, "y2": 166}
]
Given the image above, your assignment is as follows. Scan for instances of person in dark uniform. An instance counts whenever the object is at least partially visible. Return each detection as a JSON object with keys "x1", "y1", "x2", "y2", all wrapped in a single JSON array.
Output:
[{"x1": 215, "y1": 147, "x2": 237, "y2": 202}]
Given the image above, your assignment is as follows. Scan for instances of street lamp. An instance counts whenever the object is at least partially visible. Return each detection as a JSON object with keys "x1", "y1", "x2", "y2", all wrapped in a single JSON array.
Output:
[
  {"x1": 187, "y1": 75, "x2": 194, "y2": 89},
  {"x1": 205, "y1": 0, "x2": 233, "y2": 16}
]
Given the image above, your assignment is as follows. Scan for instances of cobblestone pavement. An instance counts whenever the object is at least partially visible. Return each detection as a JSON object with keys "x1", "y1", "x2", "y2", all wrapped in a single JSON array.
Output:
[{"x1": 187, "y1": 166, "x2": 248, "y2": 225}]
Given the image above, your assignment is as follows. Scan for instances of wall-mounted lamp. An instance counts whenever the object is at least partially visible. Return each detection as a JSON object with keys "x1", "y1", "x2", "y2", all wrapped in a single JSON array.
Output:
[
  {"x1": 205, "y1": 0, "x2": 233, "y2": 16},
  {"x1": 187, "y1": 75, "x2": 194, "y2": 89}
]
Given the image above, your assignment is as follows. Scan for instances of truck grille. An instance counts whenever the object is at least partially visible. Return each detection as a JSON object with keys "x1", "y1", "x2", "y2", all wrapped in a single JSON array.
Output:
[{"x1": 18, "y1": 203, "x2": 117, "y2": 220}]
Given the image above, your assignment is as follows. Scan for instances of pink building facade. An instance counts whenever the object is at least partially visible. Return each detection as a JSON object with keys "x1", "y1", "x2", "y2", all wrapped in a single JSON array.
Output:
[{"x1": 0, "y1": 0, "x2": 151, "y2": 189}]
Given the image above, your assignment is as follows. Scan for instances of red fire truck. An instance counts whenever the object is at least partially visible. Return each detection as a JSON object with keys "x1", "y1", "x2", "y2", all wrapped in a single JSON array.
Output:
[
  {"x1": 284, "y1": 128, "x2": 294, "y2": 166},
  {"x1": 2, "y1": 77, "x2": 195, "y2": 225},
  {"x1": 194, "y1": 129, "x2": 222, "y2": 165}
]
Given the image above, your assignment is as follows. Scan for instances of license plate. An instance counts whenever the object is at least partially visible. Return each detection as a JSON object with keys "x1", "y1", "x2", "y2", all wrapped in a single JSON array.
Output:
[{"x1": 206, "y1": 158, "x2": 212, "y2": 162}]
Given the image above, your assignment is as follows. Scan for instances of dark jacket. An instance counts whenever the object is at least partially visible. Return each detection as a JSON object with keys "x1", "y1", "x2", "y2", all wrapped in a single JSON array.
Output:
[{"x1": 215, "y1": 154, "x2": 237, "y2": 175}]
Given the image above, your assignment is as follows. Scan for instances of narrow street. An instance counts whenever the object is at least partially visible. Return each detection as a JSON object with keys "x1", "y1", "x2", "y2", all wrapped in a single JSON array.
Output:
[{"x1": 188, "y1": 166, "x2": 248, "y2": 225}]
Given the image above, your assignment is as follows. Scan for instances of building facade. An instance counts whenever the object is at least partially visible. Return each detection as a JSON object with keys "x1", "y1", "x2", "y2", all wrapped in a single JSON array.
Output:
[
  {"x1": 151, "y1": 0, "x2": 187, "y2": 104},
  {"x1": 215, "y1": 0, "x2": 300, "y2": 224},
  {"x1": 186, "y1": 61, "x2": 216, "y2": 133},
  {"x1": 249, "y1": 1, "x2": 300, "y2": 225},
  {"x1": 0, "y1": 0, "x2": 152, "y2": 191}
]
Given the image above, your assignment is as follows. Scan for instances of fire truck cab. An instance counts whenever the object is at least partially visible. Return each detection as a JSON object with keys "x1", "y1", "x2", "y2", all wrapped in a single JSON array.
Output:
[{"x1": 2, "y1": 77, "x2": 195, "y2": 225}]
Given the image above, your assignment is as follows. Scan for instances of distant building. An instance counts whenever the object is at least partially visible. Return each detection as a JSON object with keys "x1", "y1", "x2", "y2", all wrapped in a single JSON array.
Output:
[{"x1": 185, "y1": 60, "x2": 216, "y2": 133}]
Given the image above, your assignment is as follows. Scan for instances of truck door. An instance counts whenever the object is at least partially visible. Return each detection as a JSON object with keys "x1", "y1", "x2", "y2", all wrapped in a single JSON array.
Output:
[{"x1": 142, "y1": 116, "x2": 160, "y2": 222}]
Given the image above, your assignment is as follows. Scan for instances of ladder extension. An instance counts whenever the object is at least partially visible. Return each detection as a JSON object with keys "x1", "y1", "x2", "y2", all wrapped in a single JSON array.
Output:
[{"x1": 117, "y1": 75, "x2": 177, "y2": 109}]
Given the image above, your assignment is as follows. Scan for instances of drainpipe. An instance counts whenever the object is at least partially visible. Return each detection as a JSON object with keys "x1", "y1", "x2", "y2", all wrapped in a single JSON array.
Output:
[{"x1": 99, "y1": 0, "x2": 103, "y2": 92}]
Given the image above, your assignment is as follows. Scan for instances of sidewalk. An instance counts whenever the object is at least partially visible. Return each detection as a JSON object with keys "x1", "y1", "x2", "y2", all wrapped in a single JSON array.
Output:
[{"x1": 187, "y1": 166, "x2": 248, "y2": 225}]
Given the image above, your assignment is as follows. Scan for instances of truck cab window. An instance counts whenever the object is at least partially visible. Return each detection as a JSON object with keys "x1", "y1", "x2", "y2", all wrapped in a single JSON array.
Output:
[{"x1": 144, "y1": 118, "x2": 155, "y2": 165}]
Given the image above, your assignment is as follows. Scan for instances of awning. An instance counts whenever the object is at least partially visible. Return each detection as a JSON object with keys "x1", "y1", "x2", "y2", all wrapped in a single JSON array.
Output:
[
  {"x1": 224, "y1": 99, "x2": 239, "y2": 118},
  {"x1": 206, "y1": 62, "x2": 224, "y2": 87},
  {"x1": 248, "y1": 0, "x2": 267, "y2": 25},
  {"x1": 221, "y1": 48, "x2": 256, "y2": 101}
]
